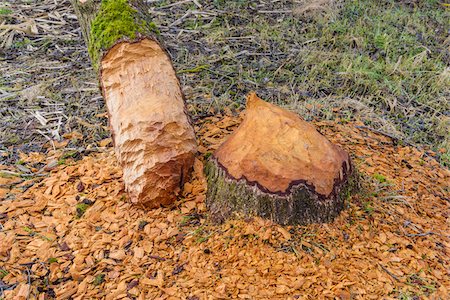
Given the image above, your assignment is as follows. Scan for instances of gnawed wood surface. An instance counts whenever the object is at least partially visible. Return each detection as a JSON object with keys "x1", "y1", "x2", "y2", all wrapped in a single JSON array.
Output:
[
  {"x1": 206, "y1": 93, "x2": 355, "y2": 225},
  {"x1": 101, "y1": 39, "x2": 197, "y2": 207},
  {"x1": 71, "y1": 0, "x2": 197, "y2": 207}
]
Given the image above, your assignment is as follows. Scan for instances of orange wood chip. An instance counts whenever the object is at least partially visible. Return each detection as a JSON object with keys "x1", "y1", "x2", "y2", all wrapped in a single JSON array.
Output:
[{"x1": 0, "y1": 114, "x2": 448, "y2": 299}]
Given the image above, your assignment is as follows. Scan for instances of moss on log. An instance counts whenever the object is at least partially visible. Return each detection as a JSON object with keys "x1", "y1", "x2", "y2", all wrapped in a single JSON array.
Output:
[
  {"x1": 71, "y1": 0, "x2": 159, "y2": 70},
  {"x1": 205, "y1": 93, "x2": 358, "y2": 225}
]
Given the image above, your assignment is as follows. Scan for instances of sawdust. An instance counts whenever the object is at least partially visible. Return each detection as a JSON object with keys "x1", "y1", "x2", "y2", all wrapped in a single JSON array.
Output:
[{"x1": 0, "y1": 113, "x2": 449, "y2": 299}]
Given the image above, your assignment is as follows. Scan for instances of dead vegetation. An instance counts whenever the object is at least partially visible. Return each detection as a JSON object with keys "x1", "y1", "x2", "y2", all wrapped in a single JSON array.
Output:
[
  {"x1": 1, "y1": 0, "x2": 449, "y2": 165},
  {"x1": 292, "y1": 0, "x2": 337, "y2": 16},
  {"x1": 0, "y1": 0, "x2": 108, "y2": 163}
]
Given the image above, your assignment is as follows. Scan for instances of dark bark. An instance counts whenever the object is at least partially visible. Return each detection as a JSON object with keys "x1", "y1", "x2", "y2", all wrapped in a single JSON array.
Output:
[{"x1": 206, "y1": 158, "x2": 358, "y2": 225}]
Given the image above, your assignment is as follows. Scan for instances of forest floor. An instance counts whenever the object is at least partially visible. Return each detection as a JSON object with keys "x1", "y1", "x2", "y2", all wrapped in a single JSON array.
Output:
[
  {"x1": 0, "y1": 114, "x2": 449, "y2": 299},
  {"x1": 0, "y1": 0, "x2": 449, "y2": 299}
]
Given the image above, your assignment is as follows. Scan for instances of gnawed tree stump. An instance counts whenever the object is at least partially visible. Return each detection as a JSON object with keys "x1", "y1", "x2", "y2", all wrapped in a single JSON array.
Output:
[
  {"x1": 71, "y1": 0, "x2": 197, "y2": 208},
  {"x1": 206, "y1": 93, "x2": 356, "y2": 225}
]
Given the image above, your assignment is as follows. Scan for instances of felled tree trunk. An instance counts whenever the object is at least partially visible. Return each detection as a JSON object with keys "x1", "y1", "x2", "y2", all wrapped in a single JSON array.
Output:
[
  {"x1": 71, "y1": 0, "x2": 197, "y2": 208},
  {"x1": 206, "y1": 93, "x2": 357, "y2": 225}
]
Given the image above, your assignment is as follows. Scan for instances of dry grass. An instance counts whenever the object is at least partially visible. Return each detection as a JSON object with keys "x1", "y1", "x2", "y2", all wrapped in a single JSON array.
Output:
[
  {"x1": 0, "y1": 0, "x2": 449, "y2": 165},
  {"x1": 292, "y1": 0, "x2": 337, "y2": 16},
  {"x1": 0, "y1": 0, "x2": 109, "y2": 164}
]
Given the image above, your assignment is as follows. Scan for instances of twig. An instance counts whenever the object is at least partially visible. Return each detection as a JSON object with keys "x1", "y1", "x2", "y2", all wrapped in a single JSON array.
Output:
[
  {"x1": 380, "y1": 195, "x2": 417, "y2": 216},
  {"x1": 235, "y1": 50, "x2": 285, "y2": 57},
  {"x1": 274, "y1": 58, "x2": 290, "y2": 76},
  {"x1": 157, "y1": 0, "x2": 191, "y2": 9},
  {"x1": 169, "y1": 11, "x2": 191, "y2": 27},
  {"x1": 25, "y1": 266, "x2": 31, "y2": 300},
  {"x1": 302, "y1": 38, "x2": 318, "y2": 45},
  {"x1": 0, "y1": 183, "x2": 22, "y2": 188},
  {"x1": 147, "y1": 255, "x2": 167, "y2": 261},
  {"x1": 258, "y1": 10, "x2": 292, "y2": 14},
  {"x1": 0, "y1": 282, "x2": 18, "y2": 297},
  {"x1": 355, "y1": 125, "x2": 404, "y2": 145},
  {"x1": 406, "y1": 231, "x2": 436, "y2": 237},
  {"x1": 192, "y1": 0, "x2": 202, "y2": 9},
  {"x1": 0, "y1": 170, "x2": 47, "y2": 178},
  {"x1": 378, "y1": 263, "x2": 402, "y2": 283}
]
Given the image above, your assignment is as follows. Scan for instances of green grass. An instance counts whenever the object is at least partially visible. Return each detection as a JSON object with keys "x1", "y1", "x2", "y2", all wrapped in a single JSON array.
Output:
[
  {"x1": 288, "y1": 0, "x2": 449, "y2": 156},
  {"x1": 441, "y1": 150, "x2": 450, "y2": 167},
  {"x1": 48, "y1": 257, "x2": 58, "y2": 264},
  {"x1": 0, "y1": 171, "x2": 16, "y2": 178},
  {"x1": 12, "y1": 37, "x2": 32, "y2": 49},
  {"x1": 299, "y1": 1, "x2": 448, "y2": 107},
  {"x1": 0, "y1": 7, "x2": 12, "y2": 15},
  {"x1": 373, "y1": 173, "x2": 387, "y2": 183},
  {"x1": 2, "y1": 0, "x2": 447, "y2": 167},
  {"x1": 189, "y1": 226, "x2": 213, "y2": 243},
  {"x1": 363, "y1": 201, "x2": 374, "y2": 215},
  {"x1": 155, "y1": 0, "x2": 449, "y2": 164},
  {"x1": 23, "y1": 226, "x2": 53, "y2": 241}
]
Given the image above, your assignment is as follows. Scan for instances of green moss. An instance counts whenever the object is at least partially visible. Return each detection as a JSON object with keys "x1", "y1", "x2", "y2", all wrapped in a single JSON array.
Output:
[
  {"x1": 88, "y1": 0, "x2": 159, "y2": 69},
  {"x1": 76, "y1": 203, "x2": 90, "y2": 218},
  {"x1": 93, "y1": 273, "x2": 105, "y2": 286},
  {"x1": 373, "y1": 173, "x2": 387, "y2": 183},
  {"x1": 48, "y1": 257, "x2": 58, "y2": 264}
]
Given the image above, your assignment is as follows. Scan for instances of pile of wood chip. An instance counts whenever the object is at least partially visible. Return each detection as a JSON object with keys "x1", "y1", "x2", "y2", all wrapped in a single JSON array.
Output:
[{"x1": 1, "y1": 114, "x2": 449, "y2": 299}]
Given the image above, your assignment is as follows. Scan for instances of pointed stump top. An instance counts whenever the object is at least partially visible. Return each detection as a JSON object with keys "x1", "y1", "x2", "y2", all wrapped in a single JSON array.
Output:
[{"x1": 206, "y1": 93, "x2": 355, "y2": 225}]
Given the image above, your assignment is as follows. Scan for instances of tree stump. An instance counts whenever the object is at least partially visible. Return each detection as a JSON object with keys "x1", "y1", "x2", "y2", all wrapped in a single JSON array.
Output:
[
  {"x1": 71, "y1": 0, "x2": 197, "y2": 208},
  {"x1": 205, "y1": 93, "x2": 356, "y2": 225}
]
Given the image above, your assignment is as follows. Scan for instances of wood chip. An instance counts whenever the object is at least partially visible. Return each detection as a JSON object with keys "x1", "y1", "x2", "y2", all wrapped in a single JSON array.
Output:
[{"x1": 1, "y1": 115, "x2": 448, "y2": 299}]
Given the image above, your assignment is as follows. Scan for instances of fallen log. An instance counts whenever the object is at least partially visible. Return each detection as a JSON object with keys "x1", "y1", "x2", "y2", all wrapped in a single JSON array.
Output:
[
  {"x1": 71, "y1": 0, "x2": 197, "y2": 208},
  {"x1": 206, "y1": 93, "x2": 357, "y2": 225}
]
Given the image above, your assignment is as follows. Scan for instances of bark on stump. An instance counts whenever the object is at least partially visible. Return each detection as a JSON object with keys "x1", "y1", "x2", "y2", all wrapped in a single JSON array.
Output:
[
  {"x1": 206, "y1": 93, "x2": 356, "y2": 225},
  {"x1": 71, "y1": 0, "x2": 197, "y2": 208}
]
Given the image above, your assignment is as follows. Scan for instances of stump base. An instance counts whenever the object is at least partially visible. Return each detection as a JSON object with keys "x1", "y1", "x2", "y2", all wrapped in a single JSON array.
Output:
[{"x1": 206, "y1": 158, "x2": 357, "y2": 225}]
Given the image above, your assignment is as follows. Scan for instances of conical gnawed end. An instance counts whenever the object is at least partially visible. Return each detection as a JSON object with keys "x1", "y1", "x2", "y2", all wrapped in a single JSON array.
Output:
[{"x1": 206, "y1": 92, "x2": 356, "y2": 225}]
